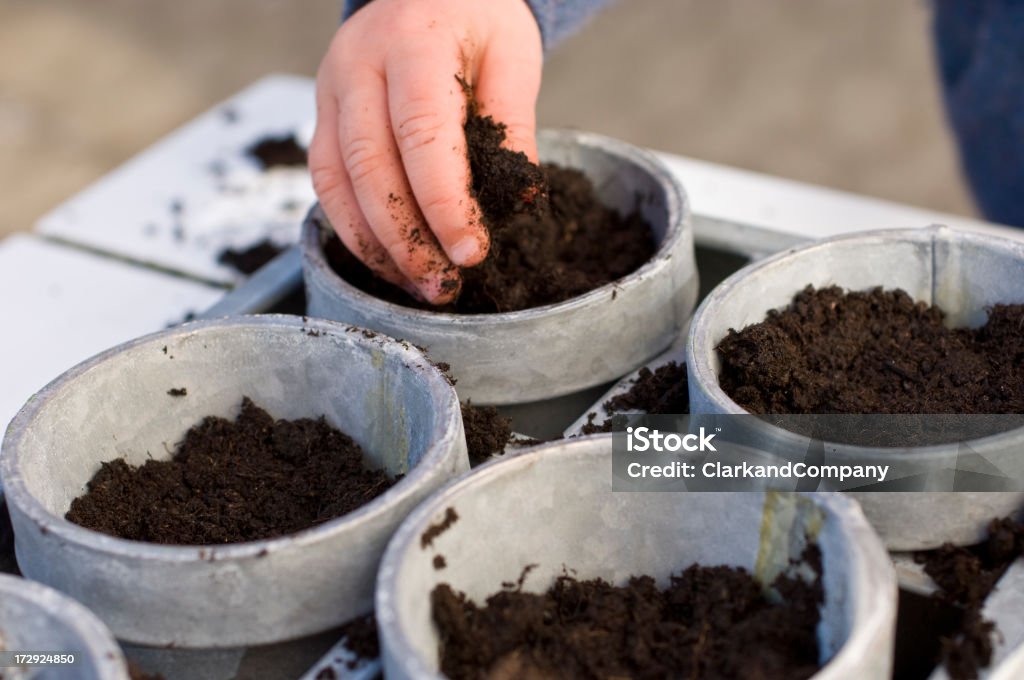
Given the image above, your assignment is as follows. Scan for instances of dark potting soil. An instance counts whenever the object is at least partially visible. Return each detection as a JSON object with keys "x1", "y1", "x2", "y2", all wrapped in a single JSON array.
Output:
[
  {"x1": 65, "y1": 398, "x2": 397, "y2": 544},
  {"x1": 461, "y1": 402, "x2": 513, "y2": 465},
  {"x1": 432, "y1": 547, "x2": 823, "y2": 680},
  {"x1": 217, "y1": 238, "x2": 284, "y2": 274},
  {"x1": 246, "y1": 134, "x2": 307, "y2": 169},
  {"x1": 339, "y1": 613, "x2": 381, "y2": 669},
  {"x1": 915, "y1": 517, "x2": 1024, "y2": 680},
  {"x1": 717, "y1": 285, "x2": 1024, "y2": 415},
  {"x1": 421, "y1": 507, "x2": 459, "y2": 549},
  {"x1": 581, "y1": 361, "x2": 689, "y2": 434},
  {"x1": 323, "y1": 100, "x2": 656, "y2": 314}
]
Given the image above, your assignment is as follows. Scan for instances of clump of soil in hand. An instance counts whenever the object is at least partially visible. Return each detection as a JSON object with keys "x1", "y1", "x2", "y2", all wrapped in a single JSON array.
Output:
[
  {"x1": 433, "y1": 548, "x2": 823, "y2": 680},
  {"x1": 217, "y1": 238, "x2": 284, "y2": 274},
  {"x1": 461, "y1": 402, "x2": 513, "y2": 465},
  {"x1": 717, "y1": 286, "x2": 1024, "y2": 414},
  {"x1": 915, "y1": 517, "x2": 1024, "y2": 680},
  {"x1": 582, "y1": 361, "x2": 689, "y2": 434},
  {"x1": 324, "y1": 90, "x2": 656, "y2": 313},
  {"x1": 246, "y1": 134, "x2": 307, "y2": 169},
  {"x1": 463, "y1": 99, "x2": 547, "y2": 225},
  {"x1": 66, "y1": 398, "x2": 397, "y2": 544}
]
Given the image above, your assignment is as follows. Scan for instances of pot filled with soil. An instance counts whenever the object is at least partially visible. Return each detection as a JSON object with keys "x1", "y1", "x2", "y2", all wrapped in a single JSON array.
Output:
[
  {"x1": 687, "y1": 226, "x2": 1024, "y2": 550},
  {"x1": 565, "y1": 344, "x2": 689, "y2": 436},
  {"x1": 0, "y1": 572, "x2": 129, "y2": 679},
  {"x1": 302, "y1": 127, "x2": 697, "y2": 404},
  {"x1": 0, "y1": 315, "x2": 467, "y2": 649},
  {"x1": 375, "y1": 436, "x2": 896, "y2": 679}
]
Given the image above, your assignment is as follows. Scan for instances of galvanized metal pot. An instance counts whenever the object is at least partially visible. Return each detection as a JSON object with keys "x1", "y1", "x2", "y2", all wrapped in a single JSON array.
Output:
[
  {"x1": 687, "y1": 226, "x2": 1024, "y2": 550},
  {"x1": 376, "y1": 436, "x2": 897, "y2": 680},
  {"x1": 1, "y1": 316, "x2": 468, "y2": 648},
  {"x1": 0, "y1": 573, "x2": 129, "y2": 680},
  {"x1": 302, "y1": 129, "x2": 698, "y2": 405}
]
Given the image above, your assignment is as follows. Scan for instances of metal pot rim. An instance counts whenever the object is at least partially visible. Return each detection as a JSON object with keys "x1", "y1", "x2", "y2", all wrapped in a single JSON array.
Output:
[
  {"x1": 686, "y1": 225, "x2": 1024, "y2": 461},
  {"x1": 0, "y1": 314, "x2": 463, "y2": 563},
  {"x1": 302, "y1": 128, "x2": 688, "y2": 325}
]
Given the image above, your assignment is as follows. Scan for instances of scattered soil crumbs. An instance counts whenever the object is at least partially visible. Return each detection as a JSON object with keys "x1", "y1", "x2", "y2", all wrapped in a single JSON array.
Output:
[
  {"x1": 217, "y1": 239, "x2": 284, "y2": 275},
  {"x1": 915, "y1": 517, "x2": 1024, "y2": 680},
  {"x1": 66, "y1": 398, "x2": 397, "y2": 544},
  {"x1": 433, "y1": 548, "x2": 823, "y2": 680},
  {"x1": 718, "y1": 286, "x2": 1024, "y2": 414},
  {"x1": 421, "y1": 507, "x2": 459, "y2": 549},
  {"x1": 582, "y1": 362, "x2": 689, "y2": 434},
  {"x1": 166, "y1": 388, "x2": 187, "y2": 397},
  {"x1": 127, "y1": 662, "x2": 166, "y2": 680},
  {"x1": 246, "y1": 134, "x2": 307, "y2": 169},
  {"x1": 461, "y1": 402, "x2": 513, "y2": 465},
  {"x1": 324, "y1": 92, "x2": 655, "y2": 313},
  {"x1": 340, "y1": 613, "x2": 381, "y2": 669}
]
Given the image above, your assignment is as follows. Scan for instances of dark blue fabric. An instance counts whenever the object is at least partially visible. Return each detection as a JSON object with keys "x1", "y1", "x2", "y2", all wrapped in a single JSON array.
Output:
[{"x1": 934, "y1": 0, "x2": 1024, "y2": 227}]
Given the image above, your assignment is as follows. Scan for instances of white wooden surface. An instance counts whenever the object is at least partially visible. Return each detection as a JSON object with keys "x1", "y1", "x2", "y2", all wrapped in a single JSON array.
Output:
[
  {"x1": 33, "y1": 74, "x2": 1024, "y2": 287},
  {"x1": 655, "y1": 153, "x2": 1022, "y2": 255},
  {"x1": 0, "y1": 235, "x2": 222, "y2": 432},
  {"x1": 35, "y1": 75, "x2": 317, "y2": 286}
]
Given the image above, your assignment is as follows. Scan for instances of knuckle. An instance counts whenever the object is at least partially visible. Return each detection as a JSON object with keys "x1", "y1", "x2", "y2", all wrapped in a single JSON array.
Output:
[
  {"x1": 309, "y1": 162, "x2": 342, "y2": 198},
  {"x1": 393, "y1": 104, "x2": 446, "y2": 154},
  {"x1": 419, "y1": 191, "x2": 461, "y2": 221},
  {"x1": 389, "y1": 8, "x2": 433, "y2": 36},
  {"x1": 342, "y1": 136, "x2": 389, "y2": 184}
]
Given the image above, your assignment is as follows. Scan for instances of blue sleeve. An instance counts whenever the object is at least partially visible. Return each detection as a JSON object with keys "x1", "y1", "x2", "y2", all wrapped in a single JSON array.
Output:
[
  {"x1": 342, "y1": 0, "x2": 615, "y2": 50},
  {"x1": 933, "y1": 0, "x2": 1024, "y2": 228}
]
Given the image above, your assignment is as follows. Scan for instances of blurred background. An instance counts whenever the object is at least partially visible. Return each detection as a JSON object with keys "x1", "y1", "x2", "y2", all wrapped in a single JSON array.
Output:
[{"x1": 0, "y1": 0, "x2": 974, "y2": 239}]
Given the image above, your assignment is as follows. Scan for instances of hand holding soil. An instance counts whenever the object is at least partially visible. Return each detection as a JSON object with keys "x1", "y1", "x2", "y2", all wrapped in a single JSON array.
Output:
[{"x1": 309, "y1": 0, "x2": 543, "y2": 304}]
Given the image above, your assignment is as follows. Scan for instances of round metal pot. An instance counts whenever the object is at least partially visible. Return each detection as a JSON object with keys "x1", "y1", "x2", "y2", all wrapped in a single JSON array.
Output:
[
  {"x1": 0, "y1": 572, "x2": 128, "y2": 680},
  {"x1": 687, "y1": 226, "x2": 1024, "y2": 550},
  {"x1": 1, "y1": 316, "x2": 468, "y2": 648},
  {"x1": 302, "y1": 128, "x2": 698, "y2": 405},
  {"x1": 376, "y1": 436, "x2": 896, "y2": 680}
]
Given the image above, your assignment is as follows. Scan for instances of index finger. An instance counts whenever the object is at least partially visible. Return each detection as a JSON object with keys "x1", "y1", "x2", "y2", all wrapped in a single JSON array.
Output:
[{"x1": 386, "y1": 42, "x2": 491, "y2": 268}]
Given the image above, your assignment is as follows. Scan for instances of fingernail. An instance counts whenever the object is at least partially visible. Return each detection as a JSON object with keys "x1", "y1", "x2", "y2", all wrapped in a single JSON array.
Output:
[{"x1": 449, "y1": 236, "x2": 483, "y2": 266}]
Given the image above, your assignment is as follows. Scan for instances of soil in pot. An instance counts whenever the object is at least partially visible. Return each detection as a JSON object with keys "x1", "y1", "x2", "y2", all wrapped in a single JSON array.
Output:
[
  {"x1": 246, "y1": 134, "x2": 307, "y2": 169},
  {"x1": 65, "y1": 397, "x2": 397, "y2": 544},
  {"x1": 461, "y1": 402, "x2": 513, "y2": 465},
  {"x1": 340, "y1": 613, "x2": 380, "y2": 670},
  {"x1": 915, "y1": 516, "x2": 1024, "y2": 680},
  {"x1": 431, "y1": 547, "x2": 822, "y2": 680},
  {"x1": 323, "y1": 95, "x2": 656, "y2": 314},
  {"x1": 581, "y1": 361, "x2": 689, "y2": 434},
  {"x1": 717, "y1": 286, "x2": 1024, "y2": 415}
]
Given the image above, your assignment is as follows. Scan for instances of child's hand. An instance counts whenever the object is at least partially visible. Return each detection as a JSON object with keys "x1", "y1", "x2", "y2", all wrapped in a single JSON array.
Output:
[{"x1": 310, "y1": 0, "x2": 543, "y2": 304}]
